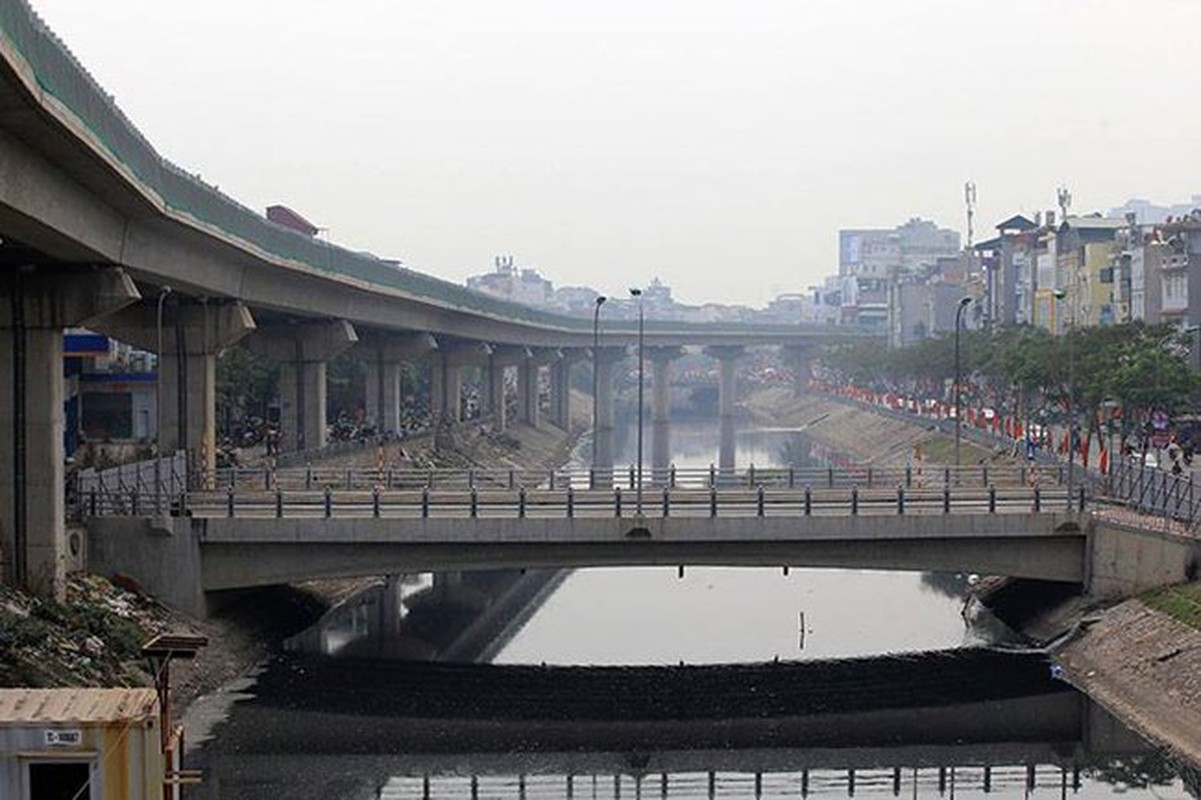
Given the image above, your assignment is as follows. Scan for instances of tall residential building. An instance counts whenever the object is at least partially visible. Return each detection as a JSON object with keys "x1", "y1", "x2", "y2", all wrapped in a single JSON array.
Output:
[
  {"x1": 1055, "y1": 215, "x2": 1127, "y2": 329},
  {"x1": 838, "y1": 218, "x2": 961, "y2": 284},
  {"x1": 1109, "y1": 196, "x2": 1201, "y2": 225},
  {"x1": 1158, "y1": 216, "x2": 1201, "y2": 329}
]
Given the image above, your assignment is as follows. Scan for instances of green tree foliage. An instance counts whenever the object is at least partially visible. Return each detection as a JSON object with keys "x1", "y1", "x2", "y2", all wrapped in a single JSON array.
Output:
[
  {"x1": 819, "y1": 322, "x2": 1201, "y2": 436},
  {"x1": 216, "y1": 347, "x2": 278, "y2": 436},
  {"x1": 326, "y1": 355, "x2": 365, "y2": 422}
]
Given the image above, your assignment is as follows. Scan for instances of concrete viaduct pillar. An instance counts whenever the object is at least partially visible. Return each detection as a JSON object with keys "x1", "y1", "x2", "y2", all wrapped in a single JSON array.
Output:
[
  {"x1": 93, "y1": 296, "x2": 256, "y2": 482},
  {"x1": 488, "y1": 346, "x2": 530, "y2": 432},
  {"x1": 549, "y1": 351, "x2": 586, "y2": 431},
  {"x1": 591, "y1": 347, "x2": 624, "y2": 483},
  {"x1": 781, "y1": 344, "x2": 815, "y2": 392},
  {"x1": 431, "y1": 342, "x2": 492, "y2": 424},
  {"x1": 518, "y1": 360, "x2": 539, "y2": 428},
  {"x1": 708, "y1": 346, "x2": 745, "y2": 473},
  {"x1": 0, "y1": 267, "x2": 139, "y2": 597},
  {"x1": 648, "y1": 347, "x2": 682, "y2": 482},
  {"x1": 358, "y1": 332, "x2": 436, "y2": 436},
  {"x1": 519, "y1": 349, "x2": 562, "y2": 428},
  {"x1": 247, "y1": 320, "x2": 358, "y2": 453}
]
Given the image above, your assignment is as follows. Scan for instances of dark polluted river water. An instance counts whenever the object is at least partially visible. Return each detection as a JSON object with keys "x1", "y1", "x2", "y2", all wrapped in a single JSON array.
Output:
[{"x1": 184, "y1": 418, "x2": 1199, "y2": 800}]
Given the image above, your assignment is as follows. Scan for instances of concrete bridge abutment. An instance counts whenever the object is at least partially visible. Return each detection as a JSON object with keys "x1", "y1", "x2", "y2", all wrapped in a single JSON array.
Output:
[{"x1": 1086, "y1": 516, "x2": 1201, "y2": 600}]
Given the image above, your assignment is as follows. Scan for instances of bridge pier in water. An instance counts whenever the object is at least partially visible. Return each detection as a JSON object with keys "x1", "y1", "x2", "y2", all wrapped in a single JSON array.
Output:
[
  {"x1": 1, "y1": 267, "x2": 139, "y2": 596},
  {"x1": 591, "y1": 347, "x2": 624, "y2": 483},
  {"x1": 247, "y1": 319, "x2": 358, "y2": 453},
  {"x1": 707, "y1": 346, "x2": 744, "y2": 473},
  {"x1": 649, "y1": 347, "x2": 682, "y2": 481}
]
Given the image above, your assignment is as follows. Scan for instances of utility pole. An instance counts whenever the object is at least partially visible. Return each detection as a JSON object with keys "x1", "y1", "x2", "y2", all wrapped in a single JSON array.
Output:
[{"x1": 964, "y1": 181, "x2": 977, "y2": 249}]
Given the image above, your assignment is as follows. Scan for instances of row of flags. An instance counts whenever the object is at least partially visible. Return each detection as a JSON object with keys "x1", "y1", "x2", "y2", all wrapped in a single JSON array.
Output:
[{"x1": 817, "y1": 382, "x2": 1113, "y2": 474}]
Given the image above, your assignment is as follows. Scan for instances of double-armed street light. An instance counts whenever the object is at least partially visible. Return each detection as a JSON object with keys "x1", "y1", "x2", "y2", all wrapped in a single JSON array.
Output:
[
  {"x1": 629, "y1": 287, "x2": 645, "y2": 516},
  {"x1": 591, "y1": 295, "x2": 607, "y2": 486},
  {"x1": 954, "y1": 296, "x2": 973, "y2": 471}
]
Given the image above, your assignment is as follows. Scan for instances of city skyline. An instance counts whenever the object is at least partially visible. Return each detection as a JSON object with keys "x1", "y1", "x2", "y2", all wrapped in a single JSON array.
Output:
[{"x1": 28, "y1": 0, "x2": 1201, "y2": 306}]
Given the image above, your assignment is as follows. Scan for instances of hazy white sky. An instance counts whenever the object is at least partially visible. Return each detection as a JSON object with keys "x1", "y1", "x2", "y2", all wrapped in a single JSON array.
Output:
[{"x1": 29, "y1": 0, "x2": 1201, "y2": 306}]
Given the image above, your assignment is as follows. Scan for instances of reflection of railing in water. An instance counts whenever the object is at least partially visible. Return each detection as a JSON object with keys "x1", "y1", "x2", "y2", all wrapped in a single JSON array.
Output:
[
  {"x1": 198, "y1": 651, "x2": 1178, "y2": 798},
  {"x1": 375, "y1": 764, "x2": 1097, "y2": 800}
]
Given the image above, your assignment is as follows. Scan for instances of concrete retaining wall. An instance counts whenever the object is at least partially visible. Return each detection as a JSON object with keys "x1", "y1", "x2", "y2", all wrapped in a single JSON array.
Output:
[
  {"x1": 86, "y1": 516, "x2": 206, "y2": 616},
  {"x1": 1088, "y1": 518, "x2": 1200, "y2": 599}
]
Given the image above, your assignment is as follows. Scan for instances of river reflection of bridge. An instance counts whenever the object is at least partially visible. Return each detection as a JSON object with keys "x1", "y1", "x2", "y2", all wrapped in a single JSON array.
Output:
[
  {"x1": 188, "y1": 652, "x2": 1193, "y2": 800},
  {"x1": 374, "y1": 764, "x2": 1113, "y2": 800}
]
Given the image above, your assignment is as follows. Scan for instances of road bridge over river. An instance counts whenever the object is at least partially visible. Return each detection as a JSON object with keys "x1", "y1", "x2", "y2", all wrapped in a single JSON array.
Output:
[
  {"x1": 0, "y1": 2, "x2": 878, "y2": 595},
  {"x1": 84, "y1": 464, "x2": 1110, "y2": 614}
]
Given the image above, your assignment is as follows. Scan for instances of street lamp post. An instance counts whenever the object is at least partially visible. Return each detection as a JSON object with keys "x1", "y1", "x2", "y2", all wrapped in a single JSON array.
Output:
[
  {"x1": 154, "y1": 285, "x2": 171, "y2": 513},
  {"x1": 954, "y1": 296, "x2": 972, "y2": 472},
  {"x1": 1053, "y1": 288, "x2": 1075, "y2": 509},
  {"x1": 630, "y1": 288, "x2": 644, "y2": 515},
  {"x1": 590, "y1": 295, "x2": 607, "y2": 487}
]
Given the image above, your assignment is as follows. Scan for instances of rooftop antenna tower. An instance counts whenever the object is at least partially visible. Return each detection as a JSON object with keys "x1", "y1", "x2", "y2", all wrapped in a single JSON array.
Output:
[
  {"x1": 1057, "y1": 186, "x2": 1072, "y2": 224},
  {"x1": 964, "y1": 181, "x2": 977, "y2": 249}
]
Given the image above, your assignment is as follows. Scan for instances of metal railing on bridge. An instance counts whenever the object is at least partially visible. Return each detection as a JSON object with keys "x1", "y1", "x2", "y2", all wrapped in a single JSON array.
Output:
[
  {"x1": 79, "y1": 463, "x2": 1078, "y2": 520},
  {"x1": 208, "y1": 463, "x2": 1064, "y2": 494},
  {"x1": 70, "y1": 451, "x2": 186, "y2": 520},
  {"x1": 185, "y1": 483, "x2": 1074, "y2": 520},
  {"x1": 1101, "y1": 460, "x2": 1201, "y2": 527}
]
